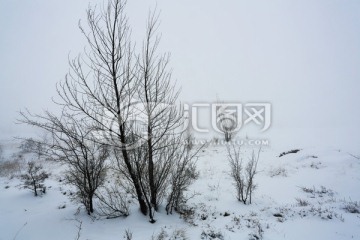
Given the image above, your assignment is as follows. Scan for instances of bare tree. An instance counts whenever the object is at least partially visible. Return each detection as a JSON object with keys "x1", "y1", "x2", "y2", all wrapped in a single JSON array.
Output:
[
  {"x1": 21, "y1": 161, "x2": 49, "y2": 196},
  {"x1": 246, "y1": 149, "x2": 260, "y2": 204},
  {"x1": 218, "y1": 110, "x2": 238, "y2": 142},
  {"x1": 111, "y1": 126, "x2": 160, "y2": 222},
  {"x1": 64, "y1": 140, "x2": 109, "y2": 215},
  {"x1": 166, "y1": 138, "x2": 202, "y2": 215},
  {"x1": 220, "y1": 117, "x2": 237, "y2": 142},
  {"x1": 114, "y1": 127, "x2": 201, "y2": 222},
  {"x1": 214, "y1": 100, "x2": 239, "y2": 142},
  {"x1": 135, "y1": 10, "x2": 185, "y2": 217},
  {"x1": 20, "y1": 111, "x2": 109, "y2": 214},
  {"x1": 20, "y1": 0, "x2": 201, "y2": 221},
  {"x1": 55, "y1": 0, "x2": 148, "y2": 215},
  {"x1": 78, "y1": 2, "x2": 193, "y2": 221},
  {"x1": 19, "y1": 138, "x2": 46, "y2": 159},
  {"x1": 227, "y1": 145, "x2": 260, "y2": 204}
]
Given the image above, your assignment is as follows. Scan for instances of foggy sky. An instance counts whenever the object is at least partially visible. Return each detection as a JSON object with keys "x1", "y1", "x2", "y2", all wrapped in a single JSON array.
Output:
[{"x1": 1, "y1": 0, "x2": 360, "y2": 150}]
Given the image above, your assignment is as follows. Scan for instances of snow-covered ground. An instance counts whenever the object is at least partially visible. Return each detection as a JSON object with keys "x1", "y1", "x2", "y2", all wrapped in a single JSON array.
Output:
[
  {"x1": 1, "y1": 0, "x2": 360, "y2": 239},
  {"x1": 1, "y1": 139, "x2": 359, "y2": 240}
]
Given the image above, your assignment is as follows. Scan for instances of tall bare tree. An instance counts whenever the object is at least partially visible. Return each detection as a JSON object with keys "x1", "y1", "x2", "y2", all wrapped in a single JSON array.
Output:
[
  {"x1": 54, "y1": 0, "x2": 149, "y2": 215},
  {"x1": 20, "y1": 0, "x2": 201, "y2": 220},
  {"x1": 135, "y1": 11, "x2": 186, "y2": 217}
]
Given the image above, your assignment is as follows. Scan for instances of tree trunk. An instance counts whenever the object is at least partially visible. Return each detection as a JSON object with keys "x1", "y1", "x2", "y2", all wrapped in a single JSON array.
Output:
[
  {"x1": 225, "y1": 132, "x2": 231, "y2": 142},
  {"x1": 89, "y1": 195, "x2": 94, "y2": 214},
  {"x1": 120, "y1": 147, "x2": 148, "y2": 215},
  {"x1": 33, "y1": 182, "x2": 37, "y2": 196},
  {"x1": 147, "y1": 128, "x2": 157, "y2": 210}
]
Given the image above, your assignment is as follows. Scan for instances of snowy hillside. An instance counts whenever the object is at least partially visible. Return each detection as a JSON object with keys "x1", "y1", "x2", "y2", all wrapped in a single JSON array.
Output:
[{"x1": 1, "y1": 142, "x2": 359, "y2": 240}]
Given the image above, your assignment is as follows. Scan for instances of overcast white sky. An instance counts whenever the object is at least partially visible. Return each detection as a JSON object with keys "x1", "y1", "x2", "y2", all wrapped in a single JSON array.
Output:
[{"x1": 1, "y1": 0, "x2": 360, "y2": 150}]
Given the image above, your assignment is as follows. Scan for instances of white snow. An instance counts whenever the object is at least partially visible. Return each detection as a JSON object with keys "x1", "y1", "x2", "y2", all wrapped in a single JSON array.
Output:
[{"x1": 1, "y1": 141, "x2": 359, "y2": 240}]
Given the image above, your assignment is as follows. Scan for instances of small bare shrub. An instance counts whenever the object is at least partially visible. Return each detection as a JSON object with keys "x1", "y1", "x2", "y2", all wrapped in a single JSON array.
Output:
[
  {"x1": 74, "y1": 219, "x2": 82, "y2": 240},
  {"x1": 178, "y1": 206, "x2": 196, "y2": 225},
  {"x1": 295, "y1": 198, "x2": 310, "y2": 207},
  {"x1": 300, "y1": 186, "x2": 315, "y2": 194},
  {"x1": 343, "y1": 201, "x2": 360, "y2": 214},
  {"x1": 123, "y1": 229, "x2": 133, "y2": 240},
  {"x1": 200, "y1": 229, "x2": 224, "y2": 240},
  {"x1": 269, "y1": 167, "x2": 287, "y2": 177},
  {"x1": 170, "y1": 228, "x2": 187, "y2": 240},
  {"x1": 227, "y1": 145, "x2": 260, "y2": 204},
  {"x1": 0, "y1": 152, "x2": 26, "y2": 178},
  {"x1": 96, "y1": 185, "x2": 130, "y2": 218},
  {"x1": 166, "y1": 139, "x2": 203, "y2": 214},
  {"x1": 310, "y1": 161, "x2": 322, "y2": 169},
  {"x1": 249, "y1": 220, "x2": 264, "y2": 240},
  {"x1": 0, "y1": 160, "x2": 21, "y2": 177},
  {"x1": 151, "y1": 228, "x2": 168, "y2": 240},
  {"x1": 299, "y1": 186, "x2": 334, "y2": 198},
  {"x1": 21, "y1": 161, "x2": 49, "y2": 196}
]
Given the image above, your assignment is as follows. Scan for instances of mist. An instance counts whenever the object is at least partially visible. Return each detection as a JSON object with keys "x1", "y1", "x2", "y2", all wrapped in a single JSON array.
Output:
[{"x1": 1, "y1": 0, "x2": 359, "y2": 151}]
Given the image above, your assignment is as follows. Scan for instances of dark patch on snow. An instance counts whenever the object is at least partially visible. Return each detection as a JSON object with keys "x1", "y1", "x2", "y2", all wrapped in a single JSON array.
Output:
[{"x1": 279, "y1": 149, "x2": 301, "y2": 157}]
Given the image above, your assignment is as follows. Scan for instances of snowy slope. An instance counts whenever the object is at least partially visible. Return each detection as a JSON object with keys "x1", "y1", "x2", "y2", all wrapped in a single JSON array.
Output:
[{"x1": 1, "y1": 142, "x2": 359, "y2": 240}]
